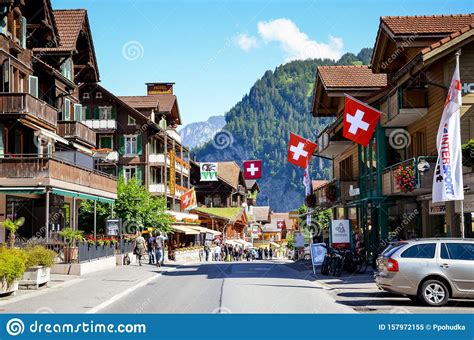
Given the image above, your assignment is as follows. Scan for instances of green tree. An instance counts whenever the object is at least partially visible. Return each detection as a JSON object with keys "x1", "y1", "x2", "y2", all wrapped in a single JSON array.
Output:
[{"x1": 78, "y1": 200, "x2": 112, "y2": 235}]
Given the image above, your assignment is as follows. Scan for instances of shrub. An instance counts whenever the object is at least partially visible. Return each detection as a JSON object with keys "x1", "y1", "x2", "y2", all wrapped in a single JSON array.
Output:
[
  {"x1": 24, "y1": 246, "x2": 56, "y2": 268},
  {"x1": 462, "y1": 140, "x2": 474, "y2": 167},
  {"x1": 0, "y1": 247, "x2": 27, "y2": 285},
  {"x1": 58, "y1": 228, "x2": 85, "y2": 246}
]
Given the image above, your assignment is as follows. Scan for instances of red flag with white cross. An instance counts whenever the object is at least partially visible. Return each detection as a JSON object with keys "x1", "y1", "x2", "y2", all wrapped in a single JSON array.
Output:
[
  {"x1": 287, "y1": 132, "x2": 317, "y2": 169},
  {"x1": 277, "y1": 220, "x2": 286, "y2": 229},
  {"x1": 343, "y1": 95, "x2": 381, "y2": 147},
  {"x1": 180, "y1": 188, "x2": 196, "y2": 211},
  {"x1": 243, "y1": 160, "x2": 262, "y2": 179}
]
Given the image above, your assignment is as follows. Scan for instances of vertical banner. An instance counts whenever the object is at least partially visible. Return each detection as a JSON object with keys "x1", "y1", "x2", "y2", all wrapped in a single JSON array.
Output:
[
  {"x1": 200, "y1": 162, "x2": 218, "y2": 181},
  {"x1": 303, "y1": 165, "x2": 312, "y2": 226},
  {"x1": 432, "y1": 58, "x2": 464, "y2": 203},
  {"x1": 169, "y1": 149, "x2": 176, "y2": 196},
  {"x1": 180, "y1": 188, "x2": 197, "y2": 211}
]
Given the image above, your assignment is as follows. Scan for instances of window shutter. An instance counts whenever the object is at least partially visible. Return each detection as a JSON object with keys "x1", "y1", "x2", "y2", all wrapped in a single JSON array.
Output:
[
  {"x1": 3, "y1": 59, "x2": 10, "y2": 92},
  {"x1": 136, "y1": 135, "x2": 142, "y2": 155},
  {"x1": 93, "y1": 107, "x2": 100, "y2": 119},
  {"x1": 63, "y1": 98, "x2": 71, "y2": 120},
  {"x1": 28, "y1": 76, "x2": 38, "y2": 98},
  {"x1": 119, "y1": 166, "x2": 124, "y2": 179},
  {"x1": 85, "y1": 107, "x2": 91, "y2": 119},
  {"x1": 21, "y1": 16, "x2": 26, "y2": 48},
  {"x1": 74, "y1": 104, "x2": 82, "y2": 121},
  {"x1": 135, "y1": 167, "x2": 142, "y2": 184},
  {"x1": 0, "y1": 7, "x2": 7, "y2": 36},
  {"x1": 111, "y1": 107, "x2": 117, "y2": 119},
  {"x1": 118, "y1": 136, "x2": 125, "y2": 155}
]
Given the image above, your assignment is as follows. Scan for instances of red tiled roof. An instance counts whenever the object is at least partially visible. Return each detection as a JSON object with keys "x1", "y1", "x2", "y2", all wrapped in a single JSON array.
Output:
[
  {"x1": 317, "y1": 65, "x2": 387, "y2": 88},
  {"x1": 118, "y1": 94, "x2": 177, "y2": 112},
  {"x1": 33, "y1": 9, "x2": 86, "y2": 52},
  {"x1": 421, "y1": 24, "x2": 474, "y2": 55},
  {"x1": 381, "y1": 14, "x2": 474, "y2": 35}
]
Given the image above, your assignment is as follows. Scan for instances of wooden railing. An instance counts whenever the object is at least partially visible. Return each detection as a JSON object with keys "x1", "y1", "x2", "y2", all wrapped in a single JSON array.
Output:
[
  {"x1": 57, "y1": 121, "x2": 96, "y2": 147},
  {"x1": 0, "y1": 93, "x2": 58, "y2": 127},
  {"x1": 0, "y1": 155, "x2": 117, "y2": 194}
]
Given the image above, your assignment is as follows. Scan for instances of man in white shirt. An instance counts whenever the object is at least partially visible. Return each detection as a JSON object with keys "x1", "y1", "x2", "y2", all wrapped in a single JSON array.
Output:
[{"x1": 215, "y1": 244, "x2": 222, "y2": 261}]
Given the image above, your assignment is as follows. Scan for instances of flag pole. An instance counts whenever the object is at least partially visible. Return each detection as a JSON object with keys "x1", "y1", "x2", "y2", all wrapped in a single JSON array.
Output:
[{"x1": 456, "y1": 50, "x2": 465, "y2": 239}]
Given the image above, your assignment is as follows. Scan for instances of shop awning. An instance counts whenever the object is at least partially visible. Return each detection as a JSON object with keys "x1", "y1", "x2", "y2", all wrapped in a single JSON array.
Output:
[
  {"x1": 188, "y1": 226, "x2": 222, "y2": 236},
  {"x1": 172, "y1": 224, "x2": 200, "y2": 235},
  {"x1": 51, "y1": 188, "x2": 115, "y2": 204},
  {"x1": 0, "y1": 187, "x2": 46, "y2": 195}
]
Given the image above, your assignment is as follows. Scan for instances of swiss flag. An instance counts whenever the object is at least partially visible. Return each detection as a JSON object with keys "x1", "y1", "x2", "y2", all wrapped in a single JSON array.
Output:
[
  {"x1": 287, "y1": 132, "x2": 317, "y2": 169},
  {"x1": 243, "y1": 160, "x2": 262, "y2": 179},
  {"x1": 343, "y1": 95, "x2": 381, "y2": 147},
  {"x1": 277, "y1": 220, "x2": 286, "y2": 229},
  {"x1": 180, "y1": 188, "x2": 196, "y2": 211}
]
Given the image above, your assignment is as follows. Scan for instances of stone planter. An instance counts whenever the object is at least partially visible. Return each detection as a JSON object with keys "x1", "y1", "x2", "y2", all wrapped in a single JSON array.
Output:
[
  {"x1": 19, "y1": 266, "x2": 51, "y2": 290},
  {"x1": 0, "y1": 279, "x2": 19, "y2": 296}
]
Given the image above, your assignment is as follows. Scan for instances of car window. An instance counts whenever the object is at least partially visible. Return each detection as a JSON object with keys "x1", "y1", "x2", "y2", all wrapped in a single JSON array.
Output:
[
  {"x1": 382, "y1": 242, "x2": 408, "y2": 257},
  {"x1": 400, "y1": 243, "x2": 436, "y2": 259},
  {"x1": 440, "y1": 243, "x2": 449, "y2": 259},
  {"x1": 442, "y1": 243, "x2": 474, "y2": 261}
]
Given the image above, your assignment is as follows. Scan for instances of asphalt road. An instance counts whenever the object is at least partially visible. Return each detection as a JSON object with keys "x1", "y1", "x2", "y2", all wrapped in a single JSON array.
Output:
[{"x1": 101, "y1": 260, "x2": 355, "y2": 313}]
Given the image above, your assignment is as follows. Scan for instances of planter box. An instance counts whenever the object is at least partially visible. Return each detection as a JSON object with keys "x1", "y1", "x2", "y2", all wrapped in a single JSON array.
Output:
[
  {"x1": 19, "y1": 266, "x2": 51, "y2": 290},
  {"x1": 0, "y1": 279, "x2": 19, "y2": 296}
]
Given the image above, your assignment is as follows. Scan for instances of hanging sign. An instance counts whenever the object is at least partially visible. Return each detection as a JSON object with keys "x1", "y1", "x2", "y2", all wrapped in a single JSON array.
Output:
[
  {"x1": 169, "y1": 150, "x2": 176, "y2": 196},
  {"x1": 330, "y1": 220, "x2": 351, "y2": 249},
  {"x1": 200, "y1": 162, "x2": 218, "y2": 181}
]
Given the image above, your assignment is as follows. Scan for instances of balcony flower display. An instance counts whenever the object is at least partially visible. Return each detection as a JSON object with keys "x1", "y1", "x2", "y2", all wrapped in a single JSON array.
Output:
[
  {"x1": 394, "y1": 165, "x2": 416, "y2": 193},
  {"x1": 304, "y1": 193, "x2": 317, "y2": 208},
  {"x1": 325, "y1": 182, "x2": 338, "y2": 202}
]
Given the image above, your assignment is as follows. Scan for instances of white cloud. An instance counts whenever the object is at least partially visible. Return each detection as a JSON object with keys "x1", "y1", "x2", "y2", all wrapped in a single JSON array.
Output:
[
  {"x1": 257, "y1": 18, "x2": 343, "y2": 61},
  {"x1": 235, "y1": 33, "x2": 259, "y2": 52}
]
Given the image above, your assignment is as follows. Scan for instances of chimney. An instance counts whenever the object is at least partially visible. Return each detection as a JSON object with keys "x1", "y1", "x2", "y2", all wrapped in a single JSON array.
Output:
[{"x1": 146, "y1": 82, "x2": 175, "y2": 95}]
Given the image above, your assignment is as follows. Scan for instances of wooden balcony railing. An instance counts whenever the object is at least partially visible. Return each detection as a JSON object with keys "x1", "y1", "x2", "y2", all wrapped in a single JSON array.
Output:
[
  {"x1": 57, "y1": 121, "x2": 97, "y2": 147},
  {"x1": 315, "y1": 178, "x2": 359, "y2": 206},
  {"x1": 0, "y1": 154, "x2": 117, "y2": 194},
  {"x1": 0, "y1": 93, "x2": 58, "y2": 127}
]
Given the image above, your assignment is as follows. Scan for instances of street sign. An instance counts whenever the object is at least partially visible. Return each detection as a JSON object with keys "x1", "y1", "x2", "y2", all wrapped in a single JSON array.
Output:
[{"x1": 330, "y1": 220, "x2": 351, "y2": 248}]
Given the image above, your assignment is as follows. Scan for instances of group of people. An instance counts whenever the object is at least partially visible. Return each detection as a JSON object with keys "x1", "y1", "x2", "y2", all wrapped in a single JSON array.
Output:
[
  {"x1": 133, "y1": 231, "x2": 165, "y2": 267},
  {"x1": 202, "y1": 243, "x2": 276, "y2": 262}
]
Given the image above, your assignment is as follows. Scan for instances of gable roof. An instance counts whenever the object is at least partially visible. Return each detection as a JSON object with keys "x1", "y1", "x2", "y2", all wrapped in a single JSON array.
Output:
[
  {"x1": 251, "y1": 206, "x2": 271, "y2": 222},
  {"x1": 193, "y1": 207, "x2": 246, "y2": 223},
  {"x1": 317, "y1": 65, "x2": 387, "y2": 89},
  {"x1": 381, "y1": 14, "x2": 474, "y2": 36},
  {"x1": 421, "y1": 24, "x2": 474, "y2": 56},
  {"x1": 118, "y1": 95, "x2": 160, "y2": 110},
  {"x1": 217, "y1": 162, "x2": 242, "y2": 189}
]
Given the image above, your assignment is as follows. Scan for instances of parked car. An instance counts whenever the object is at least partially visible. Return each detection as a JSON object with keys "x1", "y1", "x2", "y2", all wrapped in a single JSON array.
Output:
[
  {"x1": 303, "y1": 244, "x2": 311, "y2": 260},
  {"x1": 375, "y1": 238, "x2": 474, "y2": 306}
]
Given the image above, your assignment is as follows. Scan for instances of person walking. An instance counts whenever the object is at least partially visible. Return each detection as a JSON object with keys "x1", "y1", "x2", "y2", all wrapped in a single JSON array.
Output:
[
  {"x1": 204, "y1": 243, "x2": 210, "y2": 261},
  {"x1": 215, "y1": 244, "x2": 222, "y2": 261},
  {"x1": 269, "y1": 247, "x2": 273, "y2": 260},
  {"x1": 134, "y1": 232, "x2": 147, "y2": 266},
  {"x1": 155, "y1": 231, "x2": 164, "y2": 267},
  {"x1": 147, "y1": 234, "x2": 156, "y2": 265},
  {"x1": 264, "y1": 248, "x2": 268, "y2": 260}
]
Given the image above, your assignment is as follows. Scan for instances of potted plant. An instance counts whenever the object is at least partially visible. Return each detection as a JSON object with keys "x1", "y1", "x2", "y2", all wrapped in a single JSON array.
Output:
[
  {"x1": 0, "y1": 247, "x2": 26, "y2": 295},
  {"x1": 394, "y1": 165, "x2": 415, "y2": 193},
  {"x1": 19, "y1": 246, "x2": 56, "y2": 289},
  {"x1": 58, "y1": 228, "x2": 84, "y2": 263},
  {"x1": 325, "y1": 182, "x2": 338, "y2": 202},
  {"x1": 304, "y1": 193, "x2": 317, "y2": 208},
  {"x1": 1, "y1": 217, "x2": 25, "y2": 248}
]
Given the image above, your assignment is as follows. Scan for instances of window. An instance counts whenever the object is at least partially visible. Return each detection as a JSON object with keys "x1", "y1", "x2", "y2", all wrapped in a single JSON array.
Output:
[
  {"x1": 82, "y1": 106, "x2": 90, "y2": 120},
  {"x1": 96, "y1": 92, "x2": 102, "y2": 99},
  {"x1": 63, "y1": 98, "x2": 71, "y2": 120},
  {"x1": 128, "y1": 115, "x2": 136, "y2": 126},
  {"x1": 410, "y1": 130, "x2": 426, "y2": 158},
  {"x1": 441, "y1": 243, "x2": 474, "y2": 261},
  {"x1": 99, "y1": 106, "x2": 113, "y2": 120},
  {"x1": 73, "y1": 104, "x2": 83, "y2": 121},
  {"x1": 99, "y1": 135, "x2": 113, "y2": 149},
  {"x1": 125, "y1": 135, "x2": 137, "y2": 155},
  {"x1": 122, "y1": 166, "x2": 142, "y2": 184},
  {"x1": 2, "y1": 59, "x2": 10, "y2": 92},
  {"x1": 339, "y1": 156, "x2": 353, "y2": 179},
  {"x1": 151, "y1": 167, "x2": 162, "y2": 184},
  {"x1": 61, "y1": 58, "x2": 73, "y2": 81},
  {"x1": 83, "y1": 92, "x2": 90, "y2": 99},
  {"x1": 401, "y1": 243, "x2": 436, "y2": 259}
]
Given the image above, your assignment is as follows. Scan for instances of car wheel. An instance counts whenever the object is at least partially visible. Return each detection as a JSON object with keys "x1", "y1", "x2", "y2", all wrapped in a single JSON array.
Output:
[{"x1": 418, "y1": 280, "x2": 449, "y2": 307}]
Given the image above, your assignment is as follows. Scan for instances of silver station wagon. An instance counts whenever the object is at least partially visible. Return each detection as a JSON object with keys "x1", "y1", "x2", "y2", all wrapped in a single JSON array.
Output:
[{"x1": 375, "y1": 238, "x2": 474, "y2": 306}]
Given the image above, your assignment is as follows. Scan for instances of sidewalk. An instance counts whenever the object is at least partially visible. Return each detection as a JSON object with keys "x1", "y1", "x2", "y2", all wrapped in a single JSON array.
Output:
[{"x1": 0, "y1": 261, "x2": 190, "y2": 314}]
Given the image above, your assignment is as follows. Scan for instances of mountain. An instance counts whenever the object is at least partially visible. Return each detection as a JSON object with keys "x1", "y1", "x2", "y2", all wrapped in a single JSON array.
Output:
[
  {"x1": 179, "y1": 115, "x2": 226, "y2": 149},
  {"x1": 195, "y1": 48, "x2": 372, "y2": 212}
]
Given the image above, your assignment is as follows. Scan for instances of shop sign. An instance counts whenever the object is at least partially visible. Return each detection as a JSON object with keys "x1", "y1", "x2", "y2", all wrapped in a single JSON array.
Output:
[
  {"x1": 429, "y1": 201, "x2": 446, "y2": 215},
  {"x1": 169, "y1": 150, "x2": 176, "y2": 196},
  {"x1": 330, "y1": 220, "x2": 351, "y2": 248},
  {"x1": 310, "y1": 243, "x2": 327, "y2": 274},
  {"x1": 106, "y1": 219, "x2": 120, "y2": 236},
  {"x1": 200, "y1": 162, "x2": 218, "y2": 181},
  {"x1": 462, "y1": 83, "x2": 474, "y2": 94},
  {"x1": 349, "y1": 185, "x2": 360, "y2": 196}
]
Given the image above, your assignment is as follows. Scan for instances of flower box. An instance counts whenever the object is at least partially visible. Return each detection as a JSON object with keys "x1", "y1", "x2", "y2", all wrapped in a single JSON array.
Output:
[
  {"x1": 19, "y1": 266, "x2": 51, "y2": 289},
  {"x1": 0, "y1": 279, "x2": 19, "y2": 296}
]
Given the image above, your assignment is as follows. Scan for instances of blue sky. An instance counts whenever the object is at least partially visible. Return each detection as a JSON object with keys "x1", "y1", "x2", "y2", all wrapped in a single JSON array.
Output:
[{"x1": 53, "y1": 0, "x2": 474, "y2": 125}]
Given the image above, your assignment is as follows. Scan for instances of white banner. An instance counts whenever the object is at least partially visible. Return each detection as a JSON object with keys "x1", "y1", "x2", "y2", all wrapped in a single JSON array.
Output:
[
  {"x1": 432, "y1": 59, "x2": 464, "y2": 203},
  {"x1": 303, "y1": 165, "x2": 312, "y2": 226},
  {"x1": 200, "y1": 162, "x2": 218, "y2": 181}
]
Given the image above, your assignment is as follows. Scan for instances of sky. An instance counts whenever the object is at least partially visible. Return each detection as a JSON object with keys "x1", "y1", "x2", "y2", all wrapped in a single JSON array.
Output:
[{"x1": 53, "y1": 0, "x2": 474, "y2": 125}]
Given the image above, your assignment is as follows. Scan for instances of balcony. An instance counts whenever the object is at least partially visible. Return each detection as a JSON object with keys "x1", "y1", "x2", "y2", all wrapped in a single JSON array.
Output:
[
  {"x1": 383, "y1": 87, "x2": 428, "y2": 127},
  {"x1": 93, "y1": 150, "x2": 119, "y2": 162},
  {"x1": 382, "y1": 156, "x2": 437, "y2": 196},
  {"x1": 315, "y1": 178, "x2": 359, "y2": 207},
  {"x1": 316, "y1": 116, "x2": 352, "y2": 157},
  {"x1": 0, "y1": 93, "x2": 58, "y2": 128},
  {"x1": 166, "y1": 128, "x2": 182, "y2": 143},
  {"x1": 149, "y1": 183, "x2": 187, "y2": 199},
  {"x1": 57, "y1": 121, "x2": 96, "y2": 147},
  {"x1": 149, "y1": 153, "x2": 190, "y2": 175},
  {"x1": 83, "y1": 119, "x2": 117, "y2": 130},
  {"x1": 0, "y1": 154, "x2": 117, "y2": 198}
]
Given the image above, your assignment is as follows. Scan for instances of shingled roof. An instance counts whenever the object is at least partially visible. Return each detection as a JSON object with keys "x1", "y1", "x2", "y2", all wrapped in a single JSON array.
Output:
[
  {"x1": 317, "y1": 65, "x2": 387, "y2": 89},
  {"x1": 421, "y1": 24, "x2": 474, "y2": 55},
  {"x1": 217, "y1": 162, "x2": 242, "y2": 189},
  {"x1": 119, "y1": 94, "x2": 177, "y2": 112},
  {"x1": 381, "y1": 14, "x2": 474, "y2": 36},
  {"x1": 252, "y1": 206, "x2": 271, "y2": 222}
]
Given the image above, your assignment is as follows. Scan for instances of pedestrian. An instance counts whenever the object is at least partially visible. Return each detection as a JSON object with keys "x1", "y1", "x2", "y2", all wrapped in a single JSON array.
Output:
[
  {"x1": 258, "y1": 248, "x2": 262, "y2": 260},
  {"x1": 269, "y1": 247, "x2": 273, "y2": 260},
  {"x1": 133, "y1": 232, "x2": 147, "y2": 266},
  {"x1": 264, "y1": 248, "x2": 268, "y2": 260},
  {"x1": 204, "y1": 243, "x2": 210, "y2": 261},
  {"x1": 147, "y1": 233, "x2": 156, "y2": 265},
  {"x1": 215, "y1": 244, "x2": 222, "y2": 261},
  {"x1": 155, "y1": 231, "x2": 164, "y2": 267}
]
